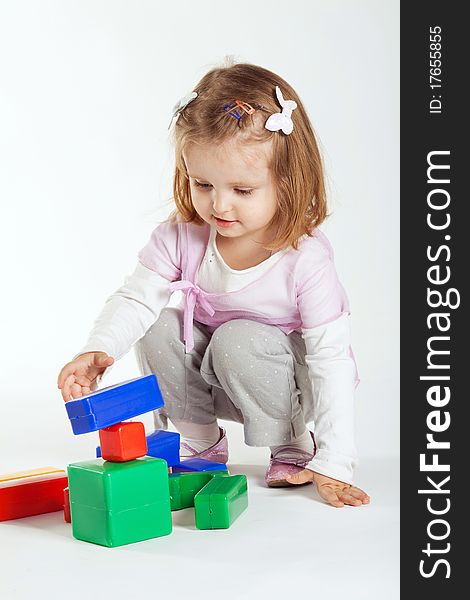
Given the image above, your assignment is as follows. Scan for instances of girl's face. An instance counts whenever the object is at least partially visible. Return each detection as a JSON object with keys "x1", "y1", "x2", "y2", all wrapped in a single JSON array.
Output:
[{"x1": 183, "y1": 138, "x2": 278, "y2": 245}]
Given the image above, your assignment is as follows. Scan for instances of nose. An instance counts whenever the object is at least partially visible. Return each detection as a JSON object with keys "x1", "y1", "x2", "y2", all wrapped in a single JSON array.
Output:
[{"x1": 212, "y1": 191, "x2": 234, "y2": 216}]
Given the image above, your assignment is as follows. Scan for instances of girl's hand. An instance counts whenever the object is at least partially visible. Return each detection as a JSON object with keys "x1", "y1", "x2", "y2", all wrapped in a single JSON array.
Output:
[
  {"x1": 286, "y1": 469, "x2": 370, "y2": 508},
  {"x1": 57, "y1": 352, "x2": 114, "y2": 402}
]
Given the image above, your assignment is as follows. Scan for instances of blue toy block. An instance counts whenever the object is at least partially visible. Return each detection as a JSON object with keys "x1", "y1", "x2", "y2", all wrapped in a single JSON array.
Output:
[
  {"x1": 172, "y1": 458, "x2": 228, "y2": 473},
  {"x1": 146, "y1": 430, "x2": 181, "y2": 467},
  {"x1": 65, "y1": 375, "x2": 164, "y2": 435},
  {"x1": 96, "y1": 429, "x2": 181, "y2": 467}
]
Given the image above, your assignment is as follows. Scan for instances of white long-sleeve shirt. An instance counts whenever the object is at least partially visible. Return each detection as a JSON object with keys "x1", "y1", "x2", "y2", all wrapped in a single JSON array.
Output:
[{"x1": 77, "y1": 226, "x2": 358, "y2": 483}]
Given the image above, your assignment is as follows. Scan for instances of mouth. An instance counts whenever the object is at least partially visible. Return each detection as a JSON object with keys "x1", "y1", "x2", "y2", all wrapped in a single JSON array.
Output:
[{"x1": 213, "y1": 215, "x2": 239, "y2": 224}]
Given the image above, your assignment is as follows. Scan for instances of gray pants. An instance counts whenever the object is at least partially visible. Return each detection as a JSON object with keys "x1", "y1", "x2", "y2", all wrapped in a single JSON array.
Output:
[{"x1": 134, "y1": 307, "x2": 314, "y2": 447}]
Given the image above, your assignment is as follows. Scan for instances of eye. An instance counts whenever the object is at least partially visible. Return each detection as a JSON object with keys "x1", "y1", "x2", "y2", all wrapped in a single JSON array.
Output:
[
  {"x1": 193, "y1": 180, "x2": 253, "y2": 196},
  {"x1": 194, "y1": 180, "x2": 212, "y2": 190}
]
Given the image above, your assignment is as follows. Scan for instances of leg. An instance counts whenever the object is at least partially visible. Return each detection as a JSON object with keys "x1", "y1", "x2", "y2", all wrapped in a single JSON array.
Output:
[
  {"x1": 134, "y1": 306, "x2": 218, "y2": 429},
  {"x1": 199, "y1": 319, "x2": 316, "y2": 486},
  {"x1": 199, "y1": 319, "x2": 314, "y2": 447}
]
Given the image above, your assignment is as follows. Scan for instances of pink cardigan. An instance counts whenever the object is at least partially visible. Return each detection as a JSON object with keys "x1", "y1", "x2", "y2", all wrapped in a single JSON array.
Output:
[{"x1": 138, "y1": 220, "x2": 352, "y2": 356}]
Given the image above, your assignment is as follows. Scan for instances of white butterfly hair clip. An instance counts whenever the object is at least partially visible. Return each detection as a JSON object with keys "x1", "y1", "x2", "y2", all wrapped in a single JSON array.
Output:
[
  {"x1": 264, "y1": 86, "x2": 297, "y2": 135},
  {"x1": 168, "y1": 91, "x2": 198, "y2": 130}
]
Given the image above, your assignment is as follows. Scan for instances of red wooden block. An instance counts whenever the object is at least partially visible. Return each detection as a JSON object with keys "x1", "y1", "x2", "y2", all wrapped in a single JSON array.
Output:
[
  {"x1": 0, "y1": 468, "x2": 68, "y2": 521},
  {"x1": 63, "y1": 487, "x2": 71, "y2": 523},
  {"x1": 98, "y1": 421, "x2": 147, "y2": 462}
]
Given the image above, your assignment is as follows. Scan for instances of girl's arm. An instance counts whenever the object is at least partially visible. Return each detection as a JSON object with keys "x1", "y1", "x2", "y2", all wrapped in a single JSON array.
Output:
[
  {"x1": 295, "y1": 234, "x2": 358, "y2": 484},
  {"x1": 62, "y1": 221, "x2": 181, "y2": 389},
  {"x1": 74, "y1": 261, "x2": 173, "y2": 379},
  {"x1": 302, "y1": 313, "x2": 358, "y2": 484}
]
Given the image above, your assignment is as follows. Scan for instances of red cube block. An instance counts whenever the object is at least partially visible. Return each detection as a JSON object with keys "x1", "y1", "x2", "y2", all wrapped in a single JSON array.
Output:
[
  {"x1": 98, "y1": 421, "x2": 147, "y2": 462},
  {"x1": 63, "y1": 487, "x2": 71, "y2": 523}
]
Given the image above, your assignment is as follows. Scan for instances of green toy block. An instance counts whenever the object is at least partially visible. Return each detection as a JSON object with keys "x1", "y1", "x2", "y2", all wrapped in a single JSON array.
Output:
[
  {"x1": 194, "y1": 474, "x2": 248, "y2": 529},
  {"x1": 67, "y1": 457, "x2": 172, "y2": 547},
  {"x1": 169, "y1": 469, "x2": 229, "y2": 511}
]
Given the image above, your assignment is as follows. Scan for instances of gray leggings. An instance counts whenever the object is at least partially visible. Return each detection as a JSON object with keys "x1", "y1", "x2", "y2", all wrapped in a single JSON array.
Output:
[{"x1": 134, "y1": 307, "x2": 315, "y2": 447}]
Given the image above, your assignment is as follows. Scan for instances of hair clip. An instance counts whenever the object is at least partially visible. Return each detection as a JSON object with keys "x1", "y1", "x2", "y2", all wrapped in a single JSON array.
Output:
[
  {"x1": 223, "y1": 103, "x2": 242, "y2": 120},
  {"x1": 265, "y1": 86, "x2": 297, "y2": 135},
  {"x1": 234, "y1": 100, "x2": 256, "y2": 115},
  {"x1": 168, "y1": 91, "x2": 198, "y2": 129}
]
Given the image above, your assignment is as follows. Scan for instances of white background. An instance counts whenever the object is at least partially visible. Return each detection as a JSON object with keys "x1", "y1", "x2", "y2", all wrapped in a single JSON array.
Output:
[{"x1": 0, "y1": 1, "x2": 399, "y2": 598}]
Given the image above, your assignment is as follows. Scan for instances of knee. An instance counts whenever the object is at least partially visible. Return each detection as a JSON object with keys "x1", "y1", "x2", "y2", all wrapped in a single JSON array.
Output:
[
  {"x1": 209, "y1": 319, "x2": 258, "y2": 372},
  {"x1": 213, "y1": 319, "x2": 285, "y2": 355},
  {"x1": 209, "y1": 319, "x2": 290, "y2": 380}
]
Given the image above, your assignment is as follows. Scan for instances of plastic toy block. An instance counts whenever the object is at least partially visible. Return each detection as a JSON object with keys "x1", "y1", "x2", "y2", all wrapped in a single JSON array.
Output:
[
  {"x1": 173, "y1": 458, "x2": 228, "y2": 473},
  {"x1": 0, "y1": 467, "x2": 65, "y2": 482},
  {"x1": 64, "y1": 487, "x2": 71, "y2": 523},
  {"x1": 169, "y1": 470, "x2": 229, "y2": 511},
  {"x1": 65, "y1": 374, "x2": 164, "y2": 435},
  {"x1": 98, "y1": 421, "x2": 147, "y2": 462},
  {"x1": 194, "y1": 475, "x2": 248, "y2": 530},
  {"x1": 96, "y1": 429, "x2": 180, "y2": 466},
  {"x1": 146, "y1": 430, "x2": 181, "y2": 467},
  {"x1": 67, "y1": 457, "x2": 171, "y2": 547},
  {"x1": 0, "y1": 467, "x2": 68, "y2": 522}
]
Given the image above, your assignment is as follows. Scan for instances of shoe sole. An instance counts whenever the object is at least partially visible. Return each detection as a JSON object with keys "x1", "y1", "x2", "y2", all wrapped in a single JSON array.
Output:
[{"x1": 266, "y1": 478, "x2": 313, "y2": 488}]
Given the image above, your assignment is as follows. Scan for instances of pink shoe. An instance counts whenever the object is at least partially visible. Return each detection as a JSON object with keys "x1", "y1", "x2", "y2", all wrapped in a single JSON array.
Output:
[
  {"x1": 180, "y1": 427, "x2": 229, "y2": 464},
  {"x1": 265, "y1": 431, "x2": 316, "y2": 488}
]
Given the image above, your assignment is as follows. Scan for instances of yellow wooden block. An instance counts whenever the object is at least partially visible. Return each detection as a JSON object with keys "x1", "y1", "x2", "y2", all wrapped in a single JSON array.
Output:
[{"x1": 0, "y1": 467, "x2": 65, "y2": 484}]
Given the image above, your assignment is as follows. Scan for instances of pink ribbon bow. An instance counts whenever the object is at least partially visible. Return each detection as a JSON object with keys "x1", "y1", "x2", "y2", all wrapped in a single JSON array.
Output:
[{"x1": 169, "y1": 280, "x2": 216, "y2": 353}]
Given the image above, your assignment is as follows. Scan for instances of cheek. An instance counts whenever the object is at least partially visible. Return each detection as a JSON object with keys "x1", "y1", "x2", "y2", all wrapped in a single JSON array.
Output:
[
  {"x1": 252, "y1": 193, "x2": 278, "y2": 218},
  {"x1": 243, "y1": 204, "x2": 276, "y2": 225},
  {"x1": 190, "y1": 191, "x2": 209, "y2": 209}
]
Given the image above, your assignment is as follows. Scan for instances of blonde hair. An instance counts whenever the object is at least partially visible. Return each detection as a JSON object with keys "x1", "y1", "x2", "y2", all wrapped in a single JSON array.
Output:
[{"x1": 167, "y1": 59, "x2": 328, "y2": 251}]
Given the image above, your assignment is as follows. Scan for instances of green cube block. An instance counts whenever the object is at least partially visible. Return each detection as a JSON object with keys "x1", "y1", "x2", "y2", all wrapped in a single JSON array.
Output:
[
  {"x1": 68, "y1": 457, "x2": 172, "y2": 547},
  {"x1": 169, "y1": 469, "x2": 229, "y2": 511},
  {"x1": 194, "y1": 474, "x2": 248, "y2": 529}
]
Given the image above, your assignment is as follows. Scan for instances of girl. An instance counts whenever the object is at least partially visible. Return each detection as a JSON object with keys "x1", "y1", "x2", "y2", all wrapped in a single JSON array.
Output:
[{"x1": 58, "y1": 61, "x2": 370, "y2": 508}]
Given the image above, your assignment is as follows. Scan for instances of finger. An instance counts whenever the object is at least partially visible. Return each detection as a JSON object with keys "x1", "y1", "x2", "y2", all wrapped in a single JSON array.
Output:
[
  {"x1": 318, "y1": 487, "x2": 345, "y2": 508},
  {"x1": 349, "y1": 486, "x2": 371, "y2": 503},
  {"x1": 57, "y1": 363, "x2": 75, "y2": 389},
  {"x1": 61, "y1": 387, "x2": 70, "y2": 403},
  {"x1": 61, "y1": 373, "x2": 76, "y2": 402},
  {"x1": 74, "y1": 375, "x2": 93, "y2": 387},
  {"x1": 81, "y1": 386, "x2": 92, "y2": 396},
  {"x1": 338, "y1": 492, "x2": 363, "y2": 506},
  {"x1": 94, "y1": 354, "x2": 114, "y2": 367},
  {"x1": 70, "y1": 382, "x2": 84, "y2": 399}
]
